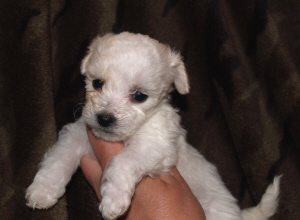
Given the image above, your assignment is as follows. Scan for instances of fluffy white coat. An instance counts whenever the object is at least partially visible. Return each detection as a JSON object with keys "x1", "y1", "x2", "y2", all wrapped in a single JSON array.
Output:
[{"x1": 26, "y1": 32, "x2": 281, "y2": 220}]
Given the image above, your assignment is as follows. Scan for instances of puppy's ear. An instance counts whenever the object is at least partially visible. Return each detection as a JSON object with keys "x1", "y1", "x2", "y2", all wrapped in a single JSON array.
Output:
[
  {"x1": 81, "y1": 49, "x2": 92, "y2": 75},
  {"x1": 170, "y1": 51, "x2": 190, "y2": 94},
  {"x1": 81, "y1": 34, "x2": 115, "y2": 75}
]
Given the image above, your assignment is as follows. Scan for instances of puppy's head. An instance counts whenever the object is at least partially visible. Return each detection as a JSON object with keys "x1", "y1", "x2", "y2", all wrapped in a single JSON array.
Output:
[{"x1": 81, "y1": 32, "x2": 189, "y2": 141}]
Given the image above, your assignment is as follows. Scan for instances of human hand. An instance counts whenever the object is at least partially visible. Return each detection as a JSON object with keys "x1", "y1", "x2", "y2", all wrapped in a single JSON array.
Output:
[{"x1": 80, "y1": 126, "x2": 206, "y2": 220}]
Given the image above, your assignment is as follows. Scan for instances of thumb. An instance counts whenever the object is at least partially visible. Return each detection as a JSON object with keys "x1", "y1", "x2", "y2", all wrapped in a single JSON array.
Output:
[{"x1": 80, "y1": 155, "x2": 102, "y2": 200}]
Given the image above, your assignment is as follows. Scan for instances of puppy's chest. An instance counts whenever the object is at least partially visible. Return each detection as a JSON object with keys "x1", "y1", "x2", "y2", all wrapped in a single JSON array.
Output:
[{"x1": 125, "y1": 108, "x2": 183, "y2": 148}]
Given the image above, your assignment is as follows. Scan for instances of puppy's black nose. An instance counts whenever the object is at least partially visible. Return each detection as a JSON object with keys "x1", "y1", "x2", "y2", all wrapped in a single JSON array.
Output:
[{"x1": 97, "y1": 113, "x2": 116, "y2": 128}]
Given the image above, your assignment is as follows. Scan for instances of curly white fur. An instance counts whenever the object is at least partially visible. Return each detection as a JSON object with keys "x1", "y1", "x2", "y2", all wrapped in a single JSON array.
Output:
[{"x1": 26, "y1": 32, "x2": 280, "y2": 220}]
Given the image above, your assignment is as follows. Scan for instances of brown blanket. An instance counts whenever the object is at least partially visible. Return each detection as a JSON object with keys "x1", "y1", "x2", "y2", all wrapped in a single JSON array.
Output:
[{"x1": 1, "y1": 0, "x2": 299, "y2": 219}]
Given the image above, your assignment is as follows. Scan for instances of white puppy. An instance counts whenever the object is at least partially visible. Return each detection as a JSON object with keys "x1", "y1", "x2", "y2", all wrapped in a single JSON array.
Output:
[{"x1": 26, "y1": 32, "x2": 281, "y2": 220}]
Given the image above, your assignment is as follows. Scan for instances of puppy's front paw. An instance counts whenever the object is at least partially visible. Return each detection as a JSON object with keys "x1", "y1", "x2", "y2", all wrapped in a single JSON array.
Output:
[
  {"x1": 99, "y1": 183, "x2": 131, "y2": 220},
  {"x1": 25, "y1": 183, "x2": 63, "y2": 209}
]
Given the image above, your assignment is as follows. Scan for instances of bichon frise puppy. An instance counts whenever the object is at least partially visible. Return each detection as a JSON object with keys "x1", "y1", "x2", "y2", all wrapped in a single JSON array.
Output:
[{"x1": 26, "y1": 32, "x2": 281, "y2": 220}]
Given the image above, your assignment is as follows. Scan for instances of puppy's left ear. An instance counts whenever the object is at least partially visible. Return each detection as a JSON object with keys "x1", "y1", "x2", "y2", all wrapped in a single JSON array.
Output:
[
  {"x1": 170, "y1": 51, "x2": 190, "y2": 94},
  {"x1": 81, "y1": 49, "x2": 92, "y2": 75}
]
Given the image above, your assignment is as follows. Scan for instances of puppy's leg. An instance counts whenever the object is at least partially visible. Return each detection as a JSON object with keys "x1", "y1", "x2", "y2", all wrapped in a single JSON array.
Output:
[
  {"x1": 26, "y1": 118, "x2": 91, "y2": 209},
  {"x1": 99, "y1": 140, "x2": 176, "y2": 220}
]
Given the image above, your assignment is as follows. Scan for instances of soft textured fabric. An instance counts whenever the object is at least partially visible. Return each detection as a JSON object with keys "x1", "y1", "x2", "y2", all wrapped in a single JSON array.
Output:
[{"x1": 1, "y1": 0, "x2": 299, "y2": 219}]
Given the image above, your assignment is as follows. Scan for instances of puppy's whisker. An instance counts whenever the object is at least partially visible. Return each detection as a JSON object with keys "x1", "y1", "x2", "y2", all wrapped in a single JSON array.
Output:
[
  {"x1": 73, "y1": 103, "x2": 85, "y2": 119},
  {"x1": 132, "y1": 106, "x2": 146, "y2": 117},
  {"x1": 86, "y1": 90, "x2": 96, "y2": 93},
  {"x1": 114, "y1": 113, "x2": 131, "y2": 121}
]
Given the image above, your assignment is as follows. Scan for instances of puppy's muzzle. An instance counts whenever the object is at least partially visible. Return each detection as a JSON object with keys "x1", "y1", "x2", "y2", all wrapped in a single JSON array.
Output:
[{"x1": 97, "y1": 113, "x2": 116, "y2": 128}]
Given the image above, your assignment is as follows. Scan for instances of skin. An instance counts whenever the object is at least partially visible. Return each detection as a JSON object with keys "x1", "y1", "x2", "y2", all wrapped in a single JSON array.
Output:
[{"x1": 80, "y1": 127, "x2": 206, "y2": 220}]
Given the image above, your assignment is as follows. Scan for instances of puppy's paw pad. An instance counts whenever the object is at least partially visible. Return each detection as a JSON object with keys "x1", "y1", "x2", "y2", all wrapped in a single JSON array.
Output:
[
  {"x1": 100, "y1": 187, "x2": 131, "y2": 220},
  {"x1": 26, "y1": 185, "x2": 59, "y2": 209}
]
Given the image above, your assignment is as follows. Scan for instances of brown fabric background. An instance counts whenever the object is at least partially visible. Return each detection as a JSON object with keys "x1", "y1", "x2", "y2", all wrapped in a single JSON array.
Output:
[{"x1": 1, "y1": 0, "x2": 299, "y2": 219}]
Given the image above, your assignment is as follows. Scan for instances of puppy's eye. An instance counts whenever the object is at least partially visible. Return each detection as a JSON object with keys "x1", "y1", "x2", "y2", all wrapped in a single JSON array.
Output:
[
  {"x1": 92, "y1": 79, "x2": 104, "y2": 89},
  {"x1": 132, "y1": 91, "x2": 148, "y2": 103}
]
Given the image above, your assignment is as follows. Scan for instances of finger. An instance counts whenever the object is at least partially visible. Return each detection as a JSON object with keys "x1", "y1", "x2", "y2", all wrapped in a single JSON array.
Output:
[
  {"x1": 80, "y1": 155, "x2": 102, "y2": 200},
  {"x1": 86, "y1": 126, "x2": 124, "y2": 168}
]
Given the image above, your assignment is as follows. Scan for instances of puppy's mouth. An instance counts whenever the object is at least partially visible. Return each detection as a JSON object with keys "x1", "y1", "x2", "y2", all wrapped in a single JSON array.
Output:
[
  {"x1": 99, "y1": 127, "x2": 114, "y2": 134},
  {"x1": 89, "y1": 123, "x2": 115, "y2": 134},
  {"x1": 89, "y1": 124, "x2": 115, "y2": 138},
  {"x1": 85, "y1": 113, "x2": 125, "y2": 141}
]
